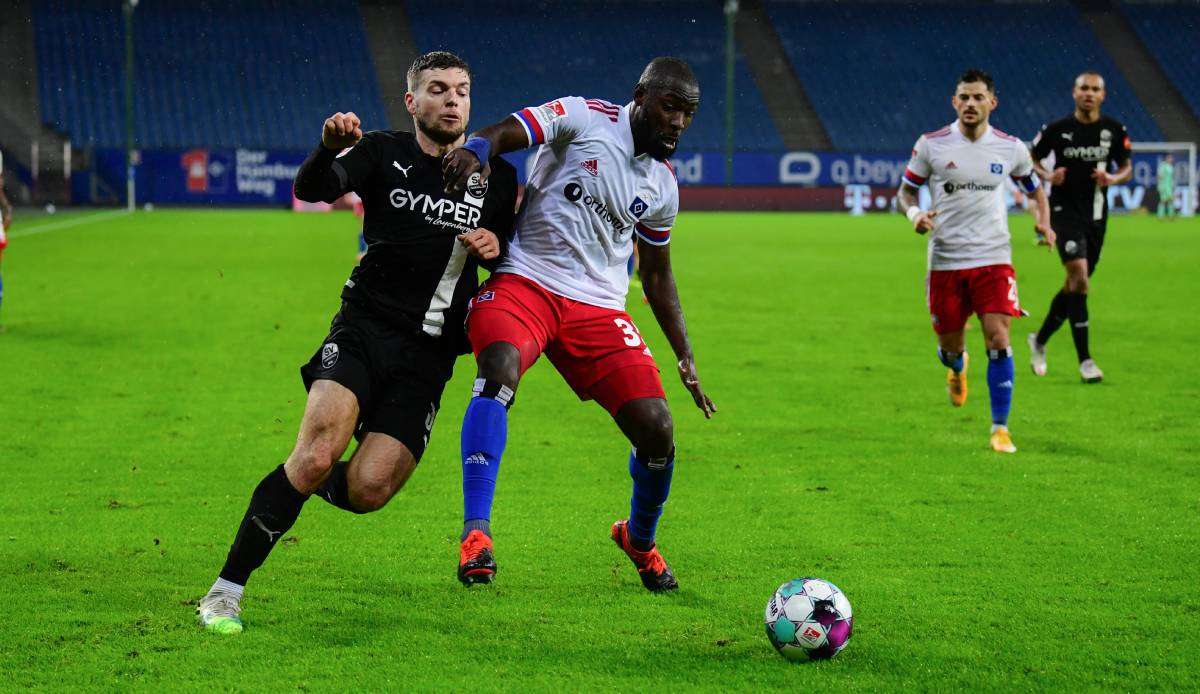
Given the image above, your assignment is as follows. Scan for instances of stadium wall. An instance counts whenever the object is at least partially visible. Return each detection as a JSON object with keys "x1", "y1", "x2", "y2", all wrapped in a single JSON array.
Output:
[{"x1": 81, "y1": 147, "x2": 1194, "y2": 215}]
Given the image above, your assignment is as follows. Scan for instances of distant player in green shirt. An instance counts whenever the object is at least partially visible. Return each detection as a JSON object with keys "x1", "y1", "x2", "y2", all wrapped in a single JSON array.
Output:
[{"x1": 1157, "y1": 154, "x2": 1176, "y2": 220}]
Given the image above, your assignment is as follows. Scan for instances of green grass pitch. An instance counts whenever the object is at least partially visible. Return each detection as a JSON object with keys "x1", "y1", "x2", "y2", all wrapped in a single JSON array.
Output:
[{"x1": 2, "y1": 208, "x2": 1197, "y2": 690}]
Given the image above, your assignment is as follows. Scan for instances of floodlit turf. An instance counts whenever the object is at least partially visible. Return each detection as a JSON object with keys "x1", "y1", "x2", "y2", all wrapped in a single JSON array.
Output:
[{"x1": 2, "y1": 208, "x2": 1198, "y2": 690}]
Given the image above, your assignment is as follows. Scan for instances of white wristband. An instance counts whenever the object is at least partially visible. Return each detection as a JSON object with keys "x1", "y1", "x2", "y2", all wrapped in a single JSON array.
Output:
[{"x1": 906, "y1": 206, "x2": 922, "y2": 223}]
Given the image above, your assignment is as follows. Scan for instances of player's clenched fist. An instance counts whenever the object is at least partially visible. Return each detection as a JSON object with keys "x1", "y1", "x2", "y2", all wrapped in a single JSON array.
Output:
[
  {"x1": 322, "y1": 112, "x2": 362, "y2": 151},
  {"x1": 443, "y1": 147, "x2": 486, "y2": 194},
  {"x1": 457, "y1": 228, "x2": 500, "y2": 260},
  {"x1": 910, "y1": 209, "x2": 938, "y2": 234}
]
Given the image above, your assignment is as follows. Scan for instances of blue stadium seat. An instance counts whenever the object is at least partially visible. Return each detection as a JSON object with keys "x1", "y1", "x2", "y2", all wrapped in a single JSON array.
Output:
[
  {"x1": 766, "y1": 1, "x2": 1163, "y2": 151},
  {"x1": 34, "y1": 0, "x2": 388, "y2": 149},
  {"x1": 1121, "y1": 2, "x2": 1200, "y2": 123},
  {"x1": 403, "y1": 0, "x2": 783, "y2": 152}
]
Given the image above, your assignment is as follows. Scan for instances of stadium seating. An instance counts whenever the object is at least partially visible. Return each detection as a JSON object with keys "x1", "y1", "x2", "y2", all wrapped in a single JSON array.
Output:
[
  {"x1": 1121, "y1": 2, "x2": 1200, "y2": 123},
  {"x1": 402, "y1": 0, "x2": 784, "y2": 152},
  {"x1": 34, "y1": 0, "x2": 388, "y2": 149},
  {"x1": 765, "y1": 1, "x2": 1163, "y2": 151},
  {"x1": 32, "y1": 0, "x2": 1186, "y2": 156}
]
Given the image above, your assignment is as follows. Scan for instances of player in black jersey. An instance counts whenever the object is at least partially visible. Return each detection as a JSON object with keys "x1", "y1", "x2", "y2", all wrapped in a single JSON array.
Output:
[
  {"x1": 1027, "y1": 71, "x2": 1131, "y2": 383},
  {"x1": 197, "y1": 52, "x2": 518, "y2": 633}
]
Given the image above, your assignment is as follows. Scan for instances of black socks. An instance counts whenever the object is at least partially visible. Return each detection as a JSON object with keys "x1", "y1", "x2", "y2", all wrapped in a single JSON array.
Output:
[
  {"x1": 313, "y1": 461, "x2": 368, "y2": 514},
  {"x1": 1065, "y1": 292, "x2": 1090, "y2": 362},
  {"x1": 1036, "y1": 290, "x2": 1069, "y2": 346},
  {"x1": 218, "y1": 464, "x2": 308, "y2": 586},
  {"x1": 1036, "y1": 290, "x2": 1090, "y2": 363}
]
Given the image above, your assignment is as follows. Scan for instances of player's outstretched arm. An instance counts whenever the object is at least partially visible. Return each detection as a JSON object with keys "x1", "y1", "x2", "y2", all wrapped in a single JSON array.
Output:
[
  {"x1": 442, "y1": 116, "x2": 530, "y2": 194},
  {"x1": 294, "y1": 112, "x2": 365, "y2": 203},
  {"x1": 637, "y1": 239, "x2": 716, "y2": 419},
  {"x1": 897, "y1": 183, "x2": 936, "y2": 234}
]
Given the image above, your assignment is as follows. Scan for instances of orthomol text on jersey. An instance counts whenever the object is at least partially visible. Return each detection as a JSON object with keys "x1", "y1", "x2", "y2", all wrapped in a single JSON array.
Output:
[
  {"x1": 563, "y1": 182, "x2": 629, "y2": 234},
  {"x1": 942, "y1": 181, "x2": 999, "y2": 195},
  {"x1": 389, "y1": 186, "x2": 483, "y2": 228}
]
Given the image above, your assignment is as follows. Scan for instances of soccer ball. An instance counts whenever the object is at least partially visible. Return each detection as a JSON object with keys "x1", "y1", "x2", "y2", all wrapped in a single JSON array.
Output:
[{"x1": 764, "y1": 578, "x2": 853, "y2": 660}]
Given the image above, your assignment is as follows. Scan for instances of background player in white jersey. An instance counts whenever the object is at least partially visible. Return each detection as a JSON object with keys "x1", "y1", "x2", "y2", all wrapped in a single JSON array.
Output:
[
  {"x1": 441, "y1": 57, "x2": 715, "y2": 592},
  {"x1": 0, "y1": 151, "x2": 13, "y2": 328},
  {"x1": 896, "y1": 69, "x2": 1056, "y2": 454}
]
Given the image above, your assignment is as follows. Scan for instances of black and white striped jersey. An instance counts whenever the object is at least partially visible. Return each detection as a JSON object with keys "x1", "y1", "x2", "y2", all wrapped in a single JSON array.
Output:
[
  {"x1": 295, "y1": 131, "x2": 517, "y2": 353},
  {"x1": 1031, "y1": 115, "x2": 1130, "y2": 224}
]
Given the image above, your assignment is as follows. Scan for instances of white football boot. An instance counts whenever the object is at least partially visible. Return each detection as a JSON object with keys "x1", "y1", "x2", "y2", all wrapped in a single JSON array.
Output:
[
  {"x1": 197, "y1": 589, "x2": 244, "y2": 634},
  {"x1": 1027, "y1": 333, "x2": 1047, "y2": 377},
  {"x1": 1079, "y1": 359, "x2": 1103, "y2": 383}
]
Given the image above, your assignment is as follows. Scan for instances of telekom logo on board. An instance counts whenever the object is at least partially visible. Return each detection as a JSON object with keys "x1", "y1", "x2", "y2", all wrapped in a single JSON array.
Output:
[{"x1": 181, "y1": 149, "x2": 209, "y2": 193}]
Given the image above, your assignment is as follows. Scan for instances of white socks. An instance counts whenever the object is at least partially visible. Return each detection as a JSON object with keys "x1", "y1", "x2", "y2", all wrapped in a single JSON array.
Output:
[{"x1": 210, "y1": 577, "x2": 245, "y2": 600}]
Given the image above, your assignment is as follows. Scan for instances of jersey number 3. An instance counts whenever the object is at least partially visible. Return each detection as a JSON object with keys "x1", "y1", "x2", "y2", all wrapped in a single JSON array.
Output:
[{"x1": 613, "y1": 318, "x2": 643, "y2": 347}]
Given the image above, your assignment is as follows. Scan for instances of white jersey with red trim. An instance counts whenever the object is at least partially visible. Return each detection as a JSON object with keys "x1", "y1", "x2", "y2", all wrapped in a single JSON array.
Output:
[
  {"x1": 903, "y1": 121, "x2": 1038, "y2": 271},
  {"x1": 499, "y1": 96, "x2": 678, "y2": 310},
  {"x1": 0, "y1": 151, "x2": 6, "y2": 249}
]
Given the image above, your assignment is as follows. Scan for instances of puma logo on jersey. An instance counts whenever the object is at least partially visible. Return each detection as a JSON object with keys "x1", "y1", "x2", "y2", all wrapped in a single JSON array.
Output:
[
  {"x1": 1061, "y1": 132, "x2": 1073, "y2": 141},
  {"x1": 393, "y1": 161, "x2": 412, "y2": 177}
]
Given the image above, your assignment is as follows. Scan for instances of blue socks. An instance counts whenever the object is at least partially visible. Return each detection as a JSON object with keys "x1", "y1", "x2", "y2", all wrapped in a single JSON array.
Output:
[
  {"x1": 987, "y1": 347, "x2": 1014, "y2": 427},
  {"x1": 628, "y1": 447, "x2": 675, "y2": 550},
  {"x1": 461, "y1": 379, "x2": 514, "y2": 540},
  {"x1": 937, "y1": 347, "x2": 965, "y2": 373}
]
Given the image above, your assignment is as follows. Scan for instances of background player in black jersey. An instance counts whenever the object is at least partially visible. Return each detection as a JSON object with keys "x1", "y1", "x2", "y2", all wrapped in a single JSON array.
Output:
[
  {"x1": 1027, "y1": 71, "x2": 1131, "y2": 383},
  {"x1": 197, "y1": 52, "x2": 517, "y2": 634}
]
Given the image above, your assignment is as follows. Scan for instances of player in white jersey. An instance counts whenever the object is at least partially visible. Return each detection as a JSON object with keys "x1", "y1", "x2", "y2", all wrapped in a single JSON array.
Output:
[
  {"x1": 441, "y1": 58, "x2": 715, "y2": 592},
  {"x1": 0, "y1": 150, "x2": 12, "y2": 328},
  {"x1": 897, "y1": 69, "x2": 1056, "y2": 454}
]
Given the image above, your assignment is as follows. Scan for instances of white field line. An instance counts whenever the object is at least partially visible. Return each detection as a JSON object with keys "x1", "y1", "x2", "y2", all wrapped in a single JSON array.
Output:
[{"x1": 7, "y1": 209, "x2": 132, "y2": 239}]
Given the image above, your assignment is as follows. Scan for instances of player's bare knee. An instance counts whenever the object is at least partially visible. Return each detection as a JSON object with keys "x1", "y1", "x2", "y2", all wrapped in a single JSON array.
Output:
[
  {"x1": 633, "y1": 403, "x2": 674, "y2": 457},
  {"x1": 348, "y1": 478, "x2": 395, "y2": 512},
  {"x1": 345, "y1": 440, "x2": 416, "y2": 512},
  {"x1": 476, "y1": 342, "x2": 522, "y2": 390},
  {"x1": 292, "y1": 425, "x2": 344, "y2": 480},
  {"x1": 984, "y1": 329, "x2": 1010, "y2": 351},
  {"x1": 937, "y1": 332, "x2": 965, "y2": 353},
  {"x1": 284, "y1": 445, "x2": 334, "y2": 492}
]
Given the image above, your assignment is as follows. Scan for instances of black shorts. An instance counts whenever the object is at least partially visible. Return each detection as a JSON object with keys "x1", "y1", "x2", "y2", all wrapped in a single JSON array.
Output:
[
  {"x1": 299, "y1": 302, "x2": 456, "y2": 461},
  {"x1": 1051, "y1": 214, "x2": 1106, "y2": 275}
]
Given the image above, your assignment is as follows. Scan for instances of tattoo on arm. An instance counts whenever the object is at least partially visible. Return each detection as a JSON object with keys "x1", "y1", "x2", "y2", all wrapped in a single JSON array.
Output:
[{"x1": 897, "y1": 183, "x2": 920, "y2": 216}]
